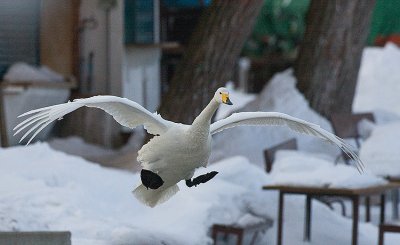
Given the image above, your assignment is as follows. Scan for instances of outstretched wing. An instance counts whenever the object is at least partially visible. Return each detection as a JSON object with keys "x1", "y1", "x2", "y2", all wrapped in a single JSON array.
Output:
[
  {"x1": 14, "y1": 95, "x2": 174, "y2": 144},
  {"x1": 210, "y1": 112, "x2": 364, "y2": 172}
]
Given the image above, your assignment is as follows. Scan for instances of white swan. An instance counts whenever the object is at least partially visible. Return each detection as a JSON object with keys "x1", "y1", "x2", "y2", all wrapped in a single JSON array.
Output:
[{"x1": 14, "y1": 87, "x2": 363, "y2": 207}]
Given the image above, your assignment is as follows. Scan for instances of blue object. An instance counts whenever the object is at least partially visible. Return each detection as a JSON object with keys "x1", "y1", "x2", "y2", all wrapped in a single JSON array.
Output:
[
  {"x1": 124, "y1": 0, "x2": 155, "y2": 44},
  {"x1": 162, "y1": 0, "x2": 211, "y2": 8}
]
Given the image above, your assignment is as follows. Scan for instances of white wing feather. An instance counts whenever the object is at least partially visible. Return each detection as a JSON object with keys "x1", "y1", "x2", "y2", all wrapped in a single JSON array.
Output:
[
  {"x1": 14, "y1": 95, "x2": 174, "y2": 145},
  {"x1": 210, "y1": 112, "x2": 364, "y2": 172}
]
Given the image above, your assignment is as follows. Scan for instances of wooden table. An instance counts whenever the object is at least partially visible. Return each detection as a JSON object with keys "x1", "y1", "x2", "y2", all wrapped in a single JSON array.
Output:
[{"x1": 263, "y1": 183, "x2": 400, "y2": 245}]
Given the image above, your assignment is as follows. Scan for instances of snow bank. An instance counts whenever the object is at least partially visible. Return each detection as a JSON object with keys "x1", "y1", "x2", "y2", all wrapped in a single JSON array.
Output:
[
  {"x1": 48, "y1": 132, "x2": 145, "y2": 172},
  {"x1": 211, "y1": 69, "x2": 339, "y2": 167},
  {"x1": 0, "y1": 144, "x2": 398, "y2": 244},
  {"x1": 360, "y1": 122, "x2": 400, "y2": 177},
  {"x1": 269, "y1": 150, "x2": 386, "y2": 188},
  {"x1": 0, "y1": 144, "x2": 271, "y2": 244},
  {"x1": 353, "y1": 43, "x2": 400, "y2": 117},
  {"x1": 3, "y1": 62, "x2": 64, "y2": 82}
]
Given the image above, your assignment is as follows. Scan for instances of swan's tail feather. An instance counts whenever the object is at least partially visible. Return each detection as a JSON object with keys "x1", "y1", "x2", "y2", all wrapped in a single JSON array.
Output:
[{"x1": 132, "y1": 184, "x2": 179, "y2": 208}]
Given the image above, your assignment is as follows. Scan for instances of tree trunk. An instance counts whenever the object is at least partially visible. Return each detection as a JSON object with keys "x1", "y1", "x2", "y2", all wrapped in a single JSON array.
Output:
[
  {"x1": 294, "y1": 0, "x2": 375, "y2": 118},
  {"x1": 158, "y1": 0, "x2": 264, "y2": 124}
]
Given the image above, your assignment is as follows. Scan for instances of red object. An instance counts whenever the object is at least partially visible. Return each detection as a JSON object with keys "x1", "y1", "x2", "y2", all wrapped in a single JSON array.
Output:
[{"x1": 374, "y1": 35, "x2": 400, "y2": 46}]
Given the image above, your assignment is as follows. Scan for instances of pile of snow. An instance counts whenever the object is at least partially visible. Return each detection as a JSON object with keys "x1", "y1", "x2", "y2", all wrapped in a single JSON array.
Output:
[
  {"x1": 215, "y1": 82, "x2": 256, "y2": 120},
  {"x1": 269, "y1": 150, "x2": 386, "y2": 188},
  {"x1": 211, "y1": 69, "x2": 339, "y2": 167},
  {"x1": 353, "y1": 43, "x2": 400, "y2": 117},
  {"x1": 48, "y1": 130, "x2": 145, "y2": 172},
  {"x1": 3, "y1": 62, "x2": 64, "y2": 82},
  {"x1": 360, "y1": 122, "x2": 400, "y2": 177},
  {"x1": 0, "y1": 144, "x2": 271, "y2": 244}
]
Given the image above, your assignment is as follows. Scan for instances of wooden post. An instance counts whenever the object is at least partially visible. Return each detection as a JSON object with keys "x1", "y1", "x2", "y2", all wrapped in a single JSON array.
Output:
[
  {"x1": 304, "y1": 195, "x2": 312, "y2": 241},
  {"x1": 277, "y1": 191, "x2": 284, "y2": 245},
  {"x1": 392, "y1": 189, "x2": 399, "y2": 220},
  {"x1": 380, "y1": 194, "x2": 386, "y2": 224},
  {"x1": 0, "y1": 87, "x2": 9, "y2": 147},
  {"x1": 365, "y1": 196, "x2": 371, "y2": 222},
  {"x1": 378, "y1": 224, "x2": 384, "y2": 245},
  {"x1": 352, "y1": 196, "x2": 359, "y2": 245}
]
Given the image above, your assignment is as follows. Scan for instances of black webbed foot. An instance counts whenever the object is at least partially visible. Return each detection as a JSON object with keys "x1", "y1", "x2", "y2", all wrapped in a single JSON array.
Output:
[
  {"x1": 141, "y1": 169, "x2": 164, "y2": 190},
  {"x1": 186, "y1": 171, "x2": 219, "y2": 187}
]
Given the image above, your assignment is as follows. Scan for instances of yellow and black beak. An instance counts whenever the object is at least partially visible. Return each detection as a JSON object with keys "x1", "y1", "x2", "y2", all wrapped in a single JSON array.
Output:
[{"x1": 221, "y1": 93, "x2": 233, "y2": 105}]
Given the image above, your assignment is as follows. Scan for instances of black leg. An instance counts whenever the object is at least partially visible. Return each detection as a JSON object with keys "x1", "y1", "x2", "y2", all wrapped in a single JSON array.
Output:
[
  {"x1": 141, "y1": 169, "x2": 164, "y2": 189},
  {"x1": 186, "y1": 171, "x2": 218, "y2": 187}
]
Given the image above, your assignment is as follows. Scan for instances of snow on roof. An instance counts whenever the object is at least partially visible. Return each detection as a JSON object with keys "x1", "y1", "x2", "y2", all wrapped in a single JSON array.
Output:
[{"x1": 3, "y1": 62, "x2": 64, "y2": 82}]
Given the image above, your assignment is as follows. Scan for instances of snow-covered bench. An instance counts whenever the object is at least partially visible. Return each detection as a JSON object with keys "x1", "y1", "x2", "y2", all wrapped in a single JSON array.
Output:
[
  {"x1": 211, "y1": 213, "x2": 273, "y2": 245},
  {"x1": 0, "y1": 231, "x2": 71, "y2": 245}
]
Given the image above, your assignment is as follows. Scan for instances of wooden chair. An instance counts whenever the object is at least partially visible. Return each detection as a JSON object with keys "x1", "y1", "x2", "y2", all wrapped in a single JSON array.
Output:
[
  {"x1": 211, "y1": 216, "x2": 273, "y2": 245},
  {"x1": 379, "y1": 223, "x2": 400, "y2": 245},
  {"x1": 330, "y1": 112, "x2": 375, "y2": 164},
  {"x1": 264, "y1": 138, "x2": 297, "y2": 173}
]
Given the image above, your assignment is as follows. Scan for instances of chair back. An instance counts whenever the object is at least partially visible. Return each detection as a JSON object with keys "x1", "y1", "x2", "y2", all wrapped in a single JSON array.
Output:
[
  {"x1": 330, "y1": 113, "x2": 375, "y2": 139},
  {"x1": 264, "y1": 138, "x2": 297, "y2": 173},
  {"x1": 330, "y1": 112, "x2": 375, "y2": 161}
]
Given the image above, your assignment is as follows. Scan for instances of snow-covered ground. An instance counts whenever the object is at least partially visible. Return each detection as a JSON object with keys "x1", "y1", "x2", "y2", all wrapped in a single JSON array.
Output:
[{"x1": 1, "y1": 143, "x2": 399, "y2": 244}]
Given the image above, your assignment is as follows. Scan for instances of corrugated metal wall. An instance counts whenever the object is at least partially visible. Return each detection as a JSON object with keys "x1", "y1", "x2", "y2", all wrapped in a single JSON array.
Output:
[{"x1": 0, "y1": 0, "x2": 41, "y2": 77}]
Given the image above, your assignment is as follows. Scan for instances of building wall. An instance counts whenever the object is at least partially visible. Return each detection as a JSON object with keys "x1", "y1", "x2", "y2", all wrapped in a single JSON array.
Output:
[
  {"x1": 76, "y1": 0, "x2": 161, "y2": 146},
  {"x1": 79, "y1": 0, "x2": 123, "y2": 96},
  {"x1": 40, "y1": 0, "x2": 78, "y2": 76},
  {"x1": 79, "y1": 0, "x2": 160, "y2": 110},
  {"x1": 123, "y1": 46, "x2": 161, "y2": 113}
]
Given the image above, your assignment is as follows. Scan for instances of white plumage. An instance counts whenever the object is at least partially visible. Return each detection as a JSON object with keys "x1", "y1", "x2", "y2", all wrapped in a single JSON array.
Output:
[{"x1": 14, "y1": 88, "x2": 364, "y2": 207}]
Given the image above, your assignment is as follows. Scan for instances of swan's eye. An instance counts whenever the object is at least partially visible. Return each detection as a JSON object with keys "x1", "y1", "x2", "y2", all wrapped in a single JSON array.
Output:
[{"x1": 219, "y1": 92, "x2": 222, "y2": 94}]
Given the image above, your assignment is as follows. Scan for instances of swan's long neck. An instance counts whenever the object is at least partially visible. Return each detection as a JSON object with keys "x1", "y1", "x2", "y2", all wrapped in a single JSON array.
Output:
[{"x1": 192, "y1": 98, "x2": 219, "y2": 130}]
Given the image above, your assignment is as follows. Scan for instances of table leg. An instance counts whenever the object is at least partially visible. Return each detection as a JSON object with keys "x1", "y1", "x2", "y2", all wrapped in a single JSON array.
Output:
[
  {"x1": 392, "y1": 189, "x2": 399, "y2": 220},
  {"x1": 352, "y1": 196, "x2": 359, "y2": 245},
  {"x1": 304, "y1": 195, "x2": 312, "y2": 241},
  {"x1": 277, "y1": 191, "x2": 284, "y2": 245},
  {"x1": 380, "y1": 194, "x2": 386, "y2": 224},
  {"x1": 365, "y1": 196, "x2": 371, "y2": 222},
  {"x1": 211, "y1": 225, "x2": 217, "y2": 245}
]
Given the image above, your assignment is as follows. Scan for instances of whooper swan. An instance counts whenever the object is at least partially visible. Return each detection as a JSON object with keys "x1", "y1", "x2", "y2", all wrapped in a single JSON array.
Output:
[{"x1": 14, "y1": 87, "x2": 363, "y2": 207}]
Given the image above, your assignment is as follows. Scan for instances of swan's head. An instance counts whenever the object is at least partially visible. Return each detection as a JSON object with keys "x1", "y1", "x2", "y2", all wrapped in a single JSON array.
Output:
[{"x1": 214, "y1": 87, "x2": 233, "y2": 105}]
